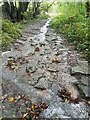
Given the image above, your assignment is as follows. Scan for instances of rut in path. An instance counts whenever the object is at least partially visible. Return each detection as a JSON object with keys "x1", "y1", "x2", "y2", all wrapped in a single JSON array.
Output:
[{"x1": 2, "y1": 19, "x2": 89, "y2": 118}]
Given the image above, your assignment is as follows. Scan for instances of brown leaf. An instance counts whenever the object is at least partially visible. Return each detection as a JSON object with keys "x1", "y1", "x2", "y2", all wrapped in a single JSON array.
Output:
[
  {"x1": 58, "y1": 84, "x2": 80, "y2": 103},
  {"x1": 31, "y1": 104, "x2": 35, "y2": 110},
  {"x1": 7, "y1": 57, "x2": 15, "y2": 66},
  {"x1": 52, "y1": 58, "x2": 62, "y2": 63},
  {"x1": 27, "y1": 72, "x2": 32, "y2": 76},
  {"x1": 35, "y1": 47, "x2": 40, "y2": 52},
  {"x1": 8, "y1": 97, "x2": 15, "y2": 102},
  {"x1": 23, "y1": 113, "x2": 28, "y2": 118},
  {"x1": 2, "y1": 94, "x2": 7, "y2": 100}
]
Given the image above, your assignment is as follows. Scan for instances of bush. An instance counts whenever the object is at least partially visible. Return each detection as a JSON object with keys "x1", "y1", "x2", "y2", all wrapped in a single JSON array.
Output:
[
  {"x1": 1, "y1": 19, "x2": 23, "y2": 51},
  {"x1": 50, "y1": 3, "x2": 90, "y2": 60},
  {"x1": 38, "y1": 13, "x2": 49, "y2": 19}
]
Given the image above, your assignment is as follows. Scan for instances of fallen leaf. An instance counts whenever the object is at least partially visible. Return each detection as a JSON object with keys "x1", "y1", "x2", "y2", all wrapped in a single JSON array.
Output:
[
  {"x1": 87, "y1": 101, "x2": 90, "y2": 105},
  {"x1": 7, "y1": 57, "x2": 15, "y2": 66},
  {"x1": 31, "y1": 105, "x2": 35, "y2": 110},
  {"x1": 65, "y1": 98, "x2": 68, "y2": 102},
  {"x1": 26, "y1": 67, "x2": 33, "y2": 76},
  {"x1": 0, "y1": 106, "x2": 2, "y2": 110},
  {"x1": 58, "y1": 84, "x2": 80, "y2": 103},
  {"x1": 23, "y1": 113, "x2": 28, "y2": 118},
  {"x1": 2, "y1": 94, "x2": 7, "y2": 100},
  {"x1": 35, "y1": 47, "x2": 40, "y2": 52},
  {"x1": 15, "y1": 95, "x2": 21, "y2": 100},
  {"x1": 34, "y1": 105, "x2": 39, "y2": 109},
  {"x1": 6, "y1": 57, "x2": 18, "y2": 71},
  {"x1": 24, "y1": 102, "x2": 48, "y2": 119},
  {"x1": 0, "y1": 117, "x2": 2, "y2": 120},
  {"x1": 52, "y1": 58, "x2": 62, "y2": 63},
  {"x1": 27, "y1": 72, "x2": 32, "y2": 76},
  {"x1": 8, "y1": 97, "x2": 15, "y2": 102}
]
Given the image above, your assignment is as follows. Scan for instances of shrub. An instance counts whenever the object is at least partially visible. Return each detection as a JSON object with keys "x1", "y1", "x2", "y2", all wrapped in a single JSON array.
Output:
[
  {"x1": 1, "y1": 19, "x2": 23, "y2": 51},
  {"x1": 50, "y1": 4, "x2": 90, "y2": 60}
]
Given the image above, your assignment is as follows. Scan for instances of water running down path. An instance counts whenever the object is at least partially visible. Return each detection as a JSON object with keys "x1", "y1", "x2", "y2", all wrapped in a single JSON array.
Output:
[{"x1": 2, "y1": 19, "x2": 89, "y2": 118}]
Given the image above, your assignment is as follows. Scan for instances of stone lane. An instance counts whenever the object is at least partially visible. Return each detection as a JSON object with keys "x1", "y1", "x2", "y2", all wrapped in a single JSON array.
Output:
[{"x1": 2, "y1": 19, "x2": 89, "y2": 118}]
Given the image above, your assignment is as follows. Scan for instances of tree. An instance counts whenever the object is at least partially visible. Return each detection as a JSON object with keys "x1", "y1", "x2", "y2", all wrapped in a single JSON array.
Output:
[
  {"x1": 32, "y1": 1, "x2": 41, "y2": 18},
  {"x1": 4, "y1": 1, "x2": 11, "y2": 20},
  {"x1": 86, "y1": 0, "x2": 90, "y2": 17},
  {"x1": 3, "y1": 1, "x2": 29, "y2": 22}
]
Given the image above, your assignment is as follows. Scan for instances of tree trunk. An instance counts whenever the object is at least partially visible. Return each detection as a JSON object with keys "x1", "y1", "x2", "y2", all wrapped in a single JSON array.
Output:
[
  {"x1": 17, "y1": 9, "x2": 22, "y2": 22},
  {"x1": 10, "y1": 2, "x2": 16, "y2": 22},
  {"x1": 86, "y1": 0, "x2": 90, "y2": 17},
  {"x1": 32, "y1": 2, "x2": 41, "y2": 18},
  {"x1": 32, "y1": 2, "x2": 36, "y2": 18},
  {"x1": 4, "y1": 2, "x2": 11, "y2": 19},
  {"x1": 17, "y1": 2, "x2": 29, "y2": 21},
  {"x1": 4, "y1": 1, "x2": 29, "y2": 22}
]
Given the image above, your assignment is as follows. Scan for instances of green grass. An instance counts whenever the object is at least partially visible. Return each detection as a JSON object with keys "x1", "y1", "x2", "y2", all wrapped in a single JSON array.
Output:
[{"x1": 50, "y1": 3, "x2": 90, "y2": 60}]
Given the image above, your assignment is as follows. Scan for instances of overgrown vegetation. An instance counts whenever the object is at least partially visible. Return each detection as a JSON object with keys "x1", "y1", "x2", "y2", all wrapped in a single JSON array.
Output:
[
  {"x1": 0, "y1": 19, "x2": 23, "y2": 51},
  {"x1": 1, "y1": 1, "x2": 51, "y2": 51},
  {"x1": 51, "y1": 2, "x2": 90, "y2": 60},
  {"x1": 2, "y1": 1, "x2": 90, "y2": 60}
]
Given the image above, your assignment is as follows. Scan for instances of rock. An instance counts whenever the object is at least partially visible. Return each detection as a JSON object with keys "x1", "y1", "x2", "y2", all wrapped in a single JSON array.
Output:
[
  {"x1": 19, "y1": 68, "x2": 44, "y2": 86},
  {"x1": 81, "y1": 75, "x2": 89, "y2": 86},
  {"x1": 78, "y1": 60, "x2": 88, "y2": 67},
  {"x1": 35, "y1": 89, "x2": 56, "y2": 103},
  {"x1": 77, "y1": 84, "x2": 88, "y2": 97},
  {"x1": 48, "y1": 77, "x2": 56, "y2": 82},
  {"x1": 45, "y1": 34, "x2": 50, "y2": 36},
  {"x1": 61, "y1": 102, "x2": 88, "y2": 118},
  {"x1": 71, "y1": 66, "x2": 89, "y2": 75},
  {"x1": 74, "y1": 75, "x2": 89, "y2": 97},
  {"x1": 28, "y1": 59, "x2": 38, "y2": 67},
  {"x1": 41, "y1": 101, "x2": 88, "y2": 118},
  {"x1": 34, "y1": 77, "x2": 49, "y2": 90},
  {"x1": 46, "y1": 63, "x2": 59, "y2": 72},
  {"x1": 41, "y1": 102, "x2": 65, "y2": 118},
  {"x1": 71, "y1": 60, "x2": 89, "y2": 75},
  {"x1": 58, "y1": 65, "x2": 71, "y2": 74},
  {"x1": 16, "y1": 40, "x2": 25, "y2": 45},
  {"x1": 64, "y1": 83, "x2": 80, "y2": 99},
  {"x1": 2, "y1": 67, "x2": 17, "y2": 81},
  {"x1": 47, "y1": 68, "x2": 59, "y2": 72},
  {"x1": 20, "y1": 37, "x2": 27, "y2": 41},
  {"x1": 67, "y1": 51, "x2": 78, "y2": 66},
  {"x1": 51, "y1": 37, "x2": 58, "y2": 41},
  {"x1": 57, "y1": 72, "x2": 78, "y2": 83},
  {"x1": 28, "y1": 72, "x2": 43, "y2": 86},
  {"x1": 32, "y1": 28, "x2": 40, "y2": 30},
  {"x1": 51, "y1": 83, "x2": 60, "y2": 94}
]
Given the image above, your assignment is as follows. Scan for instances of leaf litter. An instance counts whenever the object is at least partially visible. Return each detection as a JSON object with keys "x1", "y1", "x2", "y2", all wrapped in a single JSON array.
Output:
[
  {"x1": 2, "y1": 92, "x2": 48, "y2": 119},
  {"x1": 5, "y1": 54, "x2": 34, "y2": 72},
  {"x1": 58, "y1": 84, "x2": 90, "y2": 104}
]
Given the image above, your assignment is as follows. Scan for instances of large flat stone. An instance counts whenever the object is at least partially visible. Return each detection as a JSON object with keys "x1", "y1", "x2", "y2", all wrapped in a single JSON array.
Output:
[
  {"x1": 34, "y1": 77, "x2": 50, "y2": 89},
  {"x1": 57, "y1": 72, "x2": 78, "y2": 83},
  {"x1": 71, "y1": 60, "x2": 89, "y2": 75},
  {"x1": 74, "y1": 75, "x2": 89, "y2": 97},
  {"x1": 41, "y1": 100, "x2": 88, "y2": 118}
]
